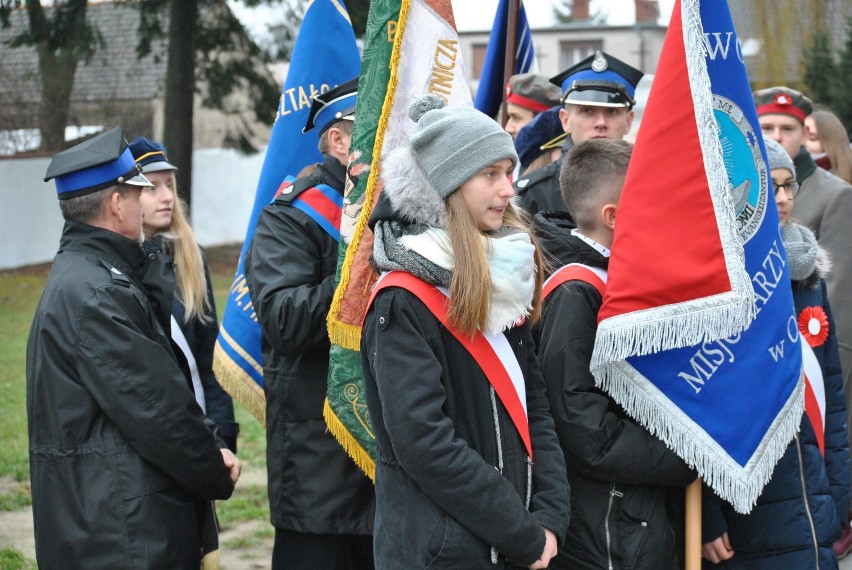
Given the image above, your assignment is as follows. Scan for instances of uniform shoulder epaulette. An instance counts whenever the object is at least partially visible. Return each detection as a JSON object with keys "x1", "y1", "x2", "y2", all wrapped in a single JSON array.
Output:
[
  {"x1": 275, "y1": 174, "x2": 320, "y2": 204},
  {"x1": 514, "y1": 160, "x2": 559, "y2": 193},
  {"x1": 98, "y1": 259, "x2": 132, "y2": 288}
]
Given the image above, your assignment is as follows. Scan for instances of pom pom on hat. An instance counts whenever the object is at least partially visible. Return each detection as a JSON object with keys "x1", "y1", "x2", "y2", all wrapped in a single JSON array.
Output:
[{"x1": 409, "y1": 94, "x2": 445, "y2": 123}]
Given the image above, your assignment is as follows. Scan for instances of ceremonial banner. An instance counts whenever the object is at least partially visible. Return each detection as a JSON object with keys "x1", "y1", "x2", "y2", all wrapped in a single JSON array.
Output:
[
  {"x1": 212, "y1": 0, "x2": 360, "y2": 424},
  {"x1": 325, "y1": 0, "x2": 472, "y2": 479},
  {"x1": 591, "y1": 0, "x2": 803, "y2": 513},
  {"x1": 473, "y1": 0, "x2": 535, "y2": 118}
]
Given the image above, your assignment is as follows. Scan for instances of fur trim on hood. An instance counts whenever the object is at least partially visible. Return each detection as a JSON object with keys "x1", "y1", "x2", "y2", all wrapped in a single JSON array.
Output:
[{"x1": 380, "y1": 146, "x2": 447, "y2": 228}]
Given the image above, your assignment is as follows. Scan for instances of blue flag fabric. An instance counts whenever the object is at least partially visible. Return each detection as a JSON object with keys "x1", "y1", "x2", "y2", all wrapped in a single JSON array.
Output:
[
  {"x1": 473, "y1": 0, "x2": 534, "y2": 118},
  {"x1": 591, "y1": 0, "x2": 803, "y2": 514},
  {"x1": 212, "y1": 0, "x2": 361, "y2": 424}
]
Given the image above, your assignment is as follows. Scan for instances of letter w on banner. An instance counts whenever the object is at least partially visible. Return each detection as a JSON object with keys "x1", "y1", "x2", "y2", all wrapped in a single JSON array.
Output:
[
  {"x1": 212, "y1": 0, "x2": 361, "y2": 424},
  {"x1": 590, "y1": 0, "x2": 803, "y2": 513},
  {"x1": 324, "y1": 0, "x2": 472, "y2": 480}
]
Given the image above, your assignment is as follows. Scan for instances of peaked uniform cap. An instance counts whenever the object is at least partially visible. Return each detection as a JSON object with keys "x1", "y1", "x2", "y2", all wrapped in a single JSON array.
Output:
[
  {"x1": 128, "y1": 137, "x2": 178, "y2": 173},
  {"x1": 514, "y1": 106, "x2": 564, "y2": 168},
  {"x1": 303, "y1": 76, "x2": 359, "y2": 135},
  {"x1": 753, "y1": 86, "x2": 814, "y2": 125},
  {"x1": 506, "y1": 73, "x2": 563, "y2": 113},
  {"x1": 44, "y1": 127, "x2": 152, "y2": 200},
  {"x1": 550, "y1": 50, "x2": 643, "y2": 109}
]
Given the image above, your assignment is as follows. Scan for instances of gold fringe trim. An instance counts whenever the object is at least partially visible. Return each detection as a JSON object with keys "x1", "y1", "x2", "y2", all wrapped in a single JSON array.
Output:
[
  {"x1": 201, "y1": 549, "x2": 220, "y2": 570},
  {"x1": 328, "y1": 321, "x2": 364, "y2": 352},
  {"x1": 212, "y1": 342, "x2": 267, "y2": 426},
  {"x1": 327, "y1": 0, "x2": 412, "y2": 350},
  {"x1": 324, "y1": 398, "x2": 376, "y2": 482}
]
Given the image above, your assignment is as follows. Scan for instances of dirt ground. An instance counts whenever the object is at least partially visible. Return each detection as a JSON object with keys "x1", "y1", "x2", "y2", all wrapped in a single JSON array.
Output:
[{"x1": 0, "y1": 470, "x2": 273, "y2": 570}]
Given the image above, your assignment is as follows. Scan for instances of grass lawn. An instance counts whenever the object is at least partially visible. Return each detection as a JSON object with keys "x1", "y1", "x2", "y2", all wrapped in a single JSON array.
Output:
[{"x1": 0, "y1": 245, "x2": 271, "y2": 564}]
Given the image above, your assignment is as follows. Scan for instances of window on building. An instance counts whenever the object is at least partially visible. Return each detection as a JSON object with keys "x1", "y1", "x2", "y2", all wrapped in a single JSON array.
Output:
[
  {"x1": 559, "y1": 40, "x2": 603, "y2": 70},
  {"x1": 472, "y1": 43, "x2": 488, "y2": 79}
]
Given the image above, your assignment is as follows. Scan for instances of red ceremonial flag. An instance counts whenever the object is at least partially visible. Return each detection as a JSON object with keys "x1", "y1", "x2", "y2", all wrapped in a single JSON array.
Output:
[
  {"x1": 593, "y1": 0, "x2": 755, "y2": 362},
  {"x1": 591, "y1": 0, "x2": 802, "y2": 513}
]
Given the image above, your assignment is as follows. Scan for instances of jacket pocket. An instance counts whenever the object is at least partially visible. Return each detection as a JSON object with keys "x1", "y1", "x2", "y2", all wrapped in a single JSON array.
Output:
[
  {"x1": 612, "y1": 487, "x2": 674, "y2": 570},
  {"x1": 426, "y1": 514, "x2": 491, "y2": 569}
]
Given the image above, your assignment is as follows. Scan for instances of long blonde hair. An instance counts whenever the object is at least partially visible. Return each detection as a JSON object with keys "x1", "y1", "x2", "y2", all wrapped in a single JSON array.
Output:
[
  {"x1": 444, "y1": 192, "x2": 544, "y2": 337},
  {"x1": 810, "y1": 110, "x2": 852, "y2": 184},
  {"x1": 159, "y1": 172, "x2": 213, "y2": 324}
]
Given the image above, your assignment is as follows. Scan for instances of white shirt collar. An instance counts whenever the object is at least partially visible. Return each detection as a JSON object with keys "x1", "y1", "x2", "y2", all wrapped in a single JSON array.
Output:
[{"x1": 571, "y1": 229, "x2": 611, "y2": 258}]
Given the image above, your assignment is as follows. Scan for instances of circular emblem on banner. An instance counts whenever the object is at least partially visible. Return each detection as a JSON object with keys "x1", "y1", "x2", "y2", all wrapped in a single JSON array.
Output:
[{"x1": 713, "y1": 95, "x2": 767, "y2": 243}]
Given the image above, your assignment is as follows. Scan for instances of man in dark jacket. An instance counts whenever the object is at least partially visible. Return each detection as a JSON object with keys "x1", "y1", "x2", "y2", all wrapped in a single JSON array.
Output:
[
  {"x1": 515, "y1": 51, "x2": 643, "y2": 217},
  {"x1": 245, "y1": 78, "x2": 375, "y2": 570},
  {"x1": 533, "y1": 140, "x2": 695, "y2": 569},
  {"x1": 28, "y1": 127, "x2": 240, "y2": 569}
]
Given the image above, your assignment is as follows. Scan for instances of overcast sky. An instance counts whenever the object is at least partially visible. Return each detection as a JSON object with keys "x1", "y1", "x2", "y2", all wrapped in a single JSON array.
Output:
[
  {"x1": 230, "y1": 1, "x2": 678, "y2": 44},
  {"x1": 455, "y1": 0, "x2": 676, "y2": 30}
]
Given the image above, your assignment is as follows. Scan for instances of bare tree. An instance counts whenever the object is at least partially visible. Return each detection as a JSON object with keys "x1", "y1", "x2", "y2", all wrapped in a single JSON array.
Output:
[{"x1": 1, "y1": 0, "x2": 102, "y2": 151}]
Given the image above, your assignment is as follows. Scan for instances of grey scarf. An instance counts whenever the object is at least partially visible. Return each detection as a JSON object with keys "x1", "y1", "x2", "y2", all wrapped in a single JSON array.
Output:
[
  {"x1": 373, "y1": 219, "x2": 452, "y2": 287},
  {"x1": 781, "y1": 222, "x2": 818, "y2": 282}
]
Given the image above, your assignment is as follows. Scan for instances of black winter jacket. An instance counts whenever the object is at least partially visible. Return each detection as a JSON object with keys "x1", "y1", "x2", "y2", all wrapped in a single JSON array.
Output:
[
  {"x1": 245, "y1": 154, "x2": 375, "y2": 534},
  {"x1": 362, "y1": 286, "x2": 571, "y2": 569},
  {"x1": 533, "y1": 212, "x2": 696, "y2": 570},
  {"x1": 26, "y1": 222, "x2": 234, "y2": 569},
  {"x1": 702, "y1": 247, "x2": 851, "y2": 569},
  {"x1": 514, "y1": 137, "x2": 574, "y2": 217},
  {"x1": 145, "y1": 236, "x2": 239, "y2": 451}
]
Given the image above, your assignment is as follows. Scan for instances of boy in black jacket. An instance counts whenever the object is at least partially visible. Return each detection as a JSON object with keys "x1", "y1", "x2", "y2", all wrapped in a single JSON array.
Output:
[{"x1": 533, "y1": 139, "x2": 696, "y2": 569}]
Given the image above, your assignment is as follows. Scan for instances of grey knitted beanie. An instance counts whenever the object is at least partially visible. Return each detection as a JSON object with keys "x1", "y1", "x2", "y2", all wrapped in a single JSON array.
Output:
[
  {"x1": 763, "y1": 136, "x2": 796, "y2": 178},
  {"x1": 408, "y1": 95, "x2": 518, "y2": 199}
]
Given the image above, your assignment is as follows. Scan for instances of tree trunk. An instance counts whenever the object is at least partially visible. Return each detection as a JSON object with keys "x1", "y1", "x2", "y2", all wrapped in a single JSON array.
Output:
[
  {"x1": 28, "y1": 0, "x2": 89, "y2": 151},
  {"x1": 163, "y1": 0, "x2": 197, "y2": 212},
  {"x1": 36, "y1": 48, "x2": 76, "y2": 151}
]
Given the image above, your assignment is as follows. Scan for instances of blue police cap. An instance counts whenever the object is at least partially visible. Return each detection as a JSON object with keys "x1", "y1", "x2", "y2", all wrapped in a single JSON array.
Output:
[
  {"x1": 44, "y1": 127, "x2": 152, "y2": 200},
  {"x1": 128, "y1": 137, "x2": 178, "y2": 173},
  {"x1": 303, "y1": 77, "x2": 359, "y2": 135},
  {"x1": 514, "y1": 106, "x2": 564, "y2": 169},
  {"x1": 550, "y1": 51, "x2": 644, "y2": 109}
]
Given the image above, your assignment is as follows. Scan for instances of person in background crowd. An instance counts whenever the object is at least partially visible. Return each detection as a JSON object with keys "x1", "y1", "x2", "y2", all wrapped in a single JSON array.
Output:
[
  {"x1": 362, "y1": 94, "x2": 570, "y2": 569},
  {"x1": 533, "y1": 138, "x2": 695, "y2": 569},
  {"x1": 503, "y1": 72, "x2": 563, "y2": 141},
  {"x1": 805, "y1": 108, "x2": 852, "y2": 184},
  {"x1": 755, "y1": 88, "x2": 852, "y2": 555},
  {"x1": 29, "y1": 127, "x2": 239, "y2": 569},
  {"x1": 245, "y1": 78, "x2": 375, "y2": 570},
  {"x1": 702, "y1": 137, "x2": 851, "y2": 568},
  {"x1": 514, "y1": 106, "x2": 564, "y2": 176},
  {"x1": 515, "y1": 50, "x2": 643, "y2": 217},
  {"x1": 130, "y1": 136, "x2": 239, "y2": 452},
  {"x1": 129, "y1": 136, "x2": 239, "y2": 568}
]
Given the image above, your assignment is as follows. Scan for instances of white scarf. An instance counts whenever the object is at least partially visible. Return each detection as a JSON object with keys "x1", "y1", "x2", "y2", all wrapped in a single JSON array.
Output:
[{"x1": 400, "y1": 227, "x2": 537, "y2": 334}]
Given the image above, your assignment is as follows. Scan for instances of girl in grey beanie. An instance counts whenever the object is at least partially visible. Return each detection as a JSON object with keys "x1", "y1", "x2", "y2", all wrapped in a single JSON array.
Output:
[{"x1": 362, "y1": 95, "x2": 570, "y2": 569}]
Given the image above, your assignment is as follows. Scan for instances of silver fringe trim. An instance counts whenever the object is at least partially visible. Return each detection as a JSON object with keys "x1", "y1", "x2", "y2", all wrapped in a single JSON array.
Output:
[
  {"x1": 598, "y1": 358, "x2": 804, "y2": 514},
  {"x1": 591, "y1": 0, "x2": 798, "y2": 515},
  {"x1": 590, "y1": 0, "x2": 755, "y2": 370}
]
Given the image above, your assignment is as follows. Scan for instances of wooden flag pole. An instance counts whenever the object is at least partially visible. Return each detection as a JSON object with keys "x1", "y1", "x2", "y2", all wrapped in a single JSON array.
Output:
[
  {"x1": 499, "y1": 0, "x2": 520, "y2": 127},
  {"x1": 685, "y1": 477, "x2": 702, "y2": 570}
]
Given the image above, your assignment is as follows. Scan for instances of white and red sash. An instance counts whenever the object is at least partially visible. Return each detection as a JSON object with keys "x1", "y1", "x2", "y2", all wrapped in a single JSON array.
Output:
[
  {"x1": 367, "y1": 271, "x2": 532, "y2": 458},
  {"x1": 801, "y1": 342, "x2": 826, "y2": 455},
  {"x1": 542, "y1": 263, "x2": 608, "y2": 300},
  {"x1": 543, "y1": 262, "x2": 828, "y2": 457}
]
